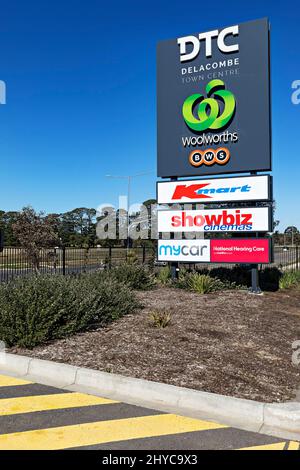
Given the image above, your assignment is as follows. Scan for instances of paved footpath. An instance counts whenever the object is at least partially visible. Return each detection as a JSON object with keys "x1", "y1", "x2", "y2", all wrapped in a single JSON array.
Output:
[{"x1": 0, "y1": 373, "x2": 299, "y2": 451}]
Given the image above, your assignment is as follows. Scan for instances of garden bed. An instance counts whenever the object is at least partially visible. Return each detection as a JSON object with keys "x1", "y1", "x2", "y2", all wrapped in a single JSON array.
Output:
[{"x1": 10, "y1": 285, "x2": 300, "y2": 403}]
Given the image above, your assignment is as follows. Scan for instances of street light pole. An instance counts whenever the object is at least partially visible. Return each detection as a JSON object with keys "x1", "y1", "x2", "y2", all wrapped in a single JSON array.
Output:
[{"x1": 105, "y1": 172, "x2": 153, "y2": 251}]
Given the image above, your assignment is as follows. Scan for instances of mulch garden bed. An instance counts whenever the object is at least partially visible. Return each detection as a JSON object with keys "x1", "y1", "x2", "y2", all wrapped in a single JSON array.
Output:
[{"x1": 10, "y1": 286, "x2": 300, "y2": 403}]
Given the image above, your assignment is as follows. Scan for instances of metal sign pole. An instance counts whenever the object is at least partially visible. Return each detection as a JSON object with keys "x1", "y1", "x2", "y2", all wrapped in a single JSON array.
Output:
[
  {"x1": 170, "y1": 177, "x2": 179, "y2": 280},
  {"x1": 249, "y1": 171, "x2": 263, "y2": 295},
  {"x1": 250, "y1": 263, "x2": 261, "y2": 294}
]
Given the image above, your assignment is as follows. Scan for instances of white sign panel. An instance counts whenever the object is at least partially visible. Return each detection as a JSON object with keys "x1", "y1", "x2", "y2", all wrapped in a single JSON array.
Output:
[
  {"x1": 157, "y1": 207, "x2": 271, "y2": 233},
  {"x1": 157, "y1": 175, "x2": 271, "y2": 204},
  {"x1": 158, "y1": 240, "x2": 211, "y2": 262}
]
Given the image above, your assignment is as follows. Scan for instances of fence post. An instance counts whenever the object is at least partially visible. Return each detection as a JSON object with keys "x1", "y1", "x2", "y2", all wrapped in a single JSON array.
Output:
[
  {"x1": 296, "y1": 245, "x2": 299, "y2": 271},
  {"x1": 142, "y1": 246, "x2": 146, "y2": 264},
  {"x1": 53, "y1": 247, "x2": 57, "y2": 273},
  {"x1": 109, "y1": 246, "x2": 112, "y2": 269},
  {"x1": 62, "y1": 246, "x2": 66, "y2": 276}
]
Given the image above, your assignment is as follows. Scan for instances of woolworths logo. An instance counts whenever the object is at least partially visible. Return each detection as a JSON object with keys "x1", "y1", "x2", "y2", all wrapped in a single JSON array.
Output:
[{"x1": 182, "y1": 79, "x2": 236, "y2": 132}]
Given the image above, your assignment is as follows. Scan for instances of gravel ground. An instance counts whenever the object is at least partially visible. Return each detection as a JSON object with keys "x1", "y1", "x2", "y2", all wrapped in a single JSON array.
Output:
[{"x1": 10, "y1": 286, "x2": 300, "y2": 403}]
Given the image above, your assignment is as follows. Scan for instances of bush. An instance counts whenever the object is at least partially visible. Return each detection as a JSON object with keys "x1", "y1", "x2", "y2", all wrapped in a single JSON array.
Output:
[
  {"x1": 109, "y1": 263, "x2": 156, "y2": 290},
  {"x1": 279, "y1": 271, "x2": 300, "y2": 290},
  {"x1": 126, "y1": 249, "x2": 139, "y2": 265},
  {"x1": 177, "y1": 271, "x2": 240, "y2": 294},
  {"x1": 260, "y1": 267, "x2": 282, "y2": 291},
  {"x1": 208, "y1": 266, "x2": 282, "y2": 292},
  {"x1": 209, "y1": 266, "x2": 250, "y2": 287},
  {"x1": 187, "y1": 273, "x2": 224, "y2": 294},
  {"x1": 157, "y1": 266, "x2": 172, "y2": 285},
  {"x1": 0, "y1": 274, "x2": 138, "y2": 348},
  {"x1": 149, "y1": 310, "x2": 171, "y2": 328}
]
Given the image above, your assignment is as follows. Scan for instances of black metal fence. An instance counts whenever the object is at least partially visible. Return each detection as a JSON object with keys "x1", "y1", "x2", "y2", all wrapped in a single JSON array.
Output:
[
  {"x1": 0, "y1": 245, "x2": 299, "y2": 283},
  {"x1": 0, "y1": 246, "x2": 154, "y2": 283}
]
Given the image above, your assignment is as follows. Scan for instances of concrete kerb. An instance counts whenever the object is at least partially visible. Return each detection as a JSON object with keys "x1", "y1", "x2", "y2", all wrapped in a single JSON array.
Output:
[{"x1": 0, "y1": 353, "x2": 299, "y2": 441}]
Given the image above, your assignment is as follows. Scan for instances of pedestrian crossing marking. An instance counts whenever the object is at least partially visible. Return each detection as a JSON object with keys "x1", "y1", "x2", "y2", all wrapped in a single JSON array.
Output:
[
  {"x1": 0, "y1": 414, "x2": 228, "y2": 450},
  {"x1": 0, "y1": 374, "x2": 298, "y2": 451},
  {"x1": 0, "y1": 392, "x2": 118, "y2": 416},
  {"x1": 0, "y1": 374, "x2": 32, "y2": 387},
  {"x1": 287, "y1": 441, "x2": 300, "y2": 450},
  {"x1": 239, "y1": 441, "x2": 300, "y2": 450}
]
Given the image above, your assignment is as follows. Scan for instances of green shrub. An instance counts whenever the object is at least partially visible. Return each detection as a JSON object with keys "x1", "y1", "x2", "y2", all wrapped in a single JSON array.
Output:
[
  {"x1": 149, "y1": 310, "x2": 171, "y2": 328},
  {"x1": 0, "y1": 274, "x2": 138, "y2": 348},
  {"x1": 126, "y1": 249, "x2": 139, "y2": 265},
  {"x1": 109, "y1": 263, "x2": 156, "y2": 290},
  {"x1": 157, "y1": 266, "x2": 172, "y2": 285},
  {"x1": 187, "y1": 273, "x2": 224, "y2": 294},
  {"x1": 176, "y1": 268, "x2": 190, "y2": 289},
  {"x1": 259, "y1": 267, "x2": 282, "y2": 291},
  {"x1": 80, "y1": 275, "x2": 140, "y2": 323},
  {"x1": 203, "y1": 266, "x2": 282, "y2": 292},
  {"x1": 209, "y1": 266, "x2": 250, "y2": 287},
  {"x1": 177, "y1": 271, "x2": 239, "y2": 294},
  {"x1": 279, "y1": 271, "x2": 300, "y2": 290}
]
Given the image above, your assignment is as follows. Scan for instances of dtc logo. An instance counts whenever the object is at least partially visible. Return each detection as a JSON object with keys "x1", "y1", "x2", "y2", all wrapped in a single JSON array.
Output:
[
  {"x1": 182, "y1": 79, "x2": 236, "y2": 133},
  {"x1": 177, "y1": 26, "x2": 239, "y2": 62}
]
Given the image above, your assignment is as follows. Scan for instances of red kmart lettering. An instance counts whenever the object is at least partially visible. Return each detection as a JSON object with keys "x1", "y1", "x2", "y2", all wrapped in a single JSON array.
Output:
[
  {"x1": 171, "y1": 183, "x2": 252, "y2": 201},
  {"x1": 171, "y1": 183, "x2": 211, "y2": 200}
]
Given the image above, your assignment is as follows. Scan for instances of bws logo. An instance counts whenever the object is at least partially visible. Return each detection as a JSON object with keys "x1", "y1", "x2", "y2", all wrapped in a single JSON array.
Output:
[
  {"x1": 182, "y1": 80, "x2": 236, "y2": 133},
  {"x1": 159, "y1": 244, "x2": 208, "y2": 257},
  {"x1": 189, "y1": 147, "x2": 230, "y2": 167},
  {"x1": 177, "y1": 26, "x2": 239, "y2": 62},
  {"x1": 171, "y1": 183, "x2": 251, "y2": 201},
  {"x1": 171, "y1": 210, "x2": 252, "y2": 230}
]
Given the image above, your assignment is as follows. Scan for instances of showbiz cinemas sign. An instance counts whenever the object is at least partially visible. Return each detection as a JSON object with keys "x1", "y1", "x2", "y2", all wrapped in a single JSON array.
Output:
[
  {"x1": 157, "y1": 207, "x2": 271, "y2": 233},
  {"x1": 157, "y1": 18, "x2": 271, "y2": 178}
]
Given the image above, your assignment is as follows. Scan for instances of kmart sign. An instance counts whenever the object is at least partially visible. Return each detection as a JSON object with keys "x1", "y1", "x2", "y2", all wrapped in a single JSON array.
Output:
[{"x1": 157, "y1": 175, "x2": 271, "y2": 204}]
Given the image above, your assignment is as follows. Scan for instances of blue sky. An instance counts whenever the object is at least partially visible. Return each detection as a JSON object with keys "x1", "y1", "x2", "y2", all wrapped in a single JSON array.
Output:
[{"x1": 0, "y1": 0, "x2": 299, "y2": 230}]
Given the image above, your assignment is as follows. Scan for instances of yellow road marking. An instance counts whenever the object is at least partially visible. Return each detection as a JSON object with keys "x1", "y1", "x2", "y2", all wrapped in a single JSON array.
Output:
[
  {"x1": 287, "y1": 441, "x2": 300, "y2": 450},
  {"x1": 0, "y1": 374, "x2": 31, "y2": 387},
  {"x1": 0, "y1": 414, "x2": 227, "y2": 450},
  {"x1": 239, "y1": 439, "x2": 300, "y2": 450},
  {"x1": 0, "y1": 392, "x2": 117, "y2": 416},
  {"x1": 239, "y1": 442, "x2": 287, "y2": 450}
]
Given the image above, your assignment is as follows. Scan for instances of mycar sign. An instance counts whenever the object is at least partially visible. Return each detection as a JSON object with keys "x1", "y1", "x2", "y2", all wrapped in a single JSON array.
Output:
[
  {"x1": 157, "y1": 174, "x2": 271, "y2": 204},
  {"x1": 158, "y1": 239, "x2": 272, "y2": 264},
  {"x1": 157, "y1": 207, "x2": 272, "y2": 233},
  {"x1": 157, "y1": 18, "x2": 271, "y2": 178}
]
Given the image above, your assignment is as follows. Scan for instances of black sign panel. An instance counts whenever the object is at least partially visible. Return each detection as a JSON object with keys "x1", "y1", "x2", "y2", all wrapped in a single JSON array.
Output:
[{"x1": 157, "y1": 18, "x2": 271, "y2": 178}]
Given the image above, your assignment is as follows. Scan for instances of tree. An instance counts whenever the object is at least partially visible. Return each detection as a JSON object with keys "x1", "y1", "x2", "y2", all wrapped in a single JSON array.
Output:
[
  {"x1": 284, "y1": 226, "x2": 299, "y2": 246},
  {"x1": 284, "y1": 226, "x2": 299, "y2": 234},
  {"x1": 1, "y1": 211, "x2": 19, "y2": 245},
  {"x1": 59, "y1": 208, "x2": 97, "y2": 247},
  {"x1": 12, "y1": 206, "x2": 59, "y2": 272}
]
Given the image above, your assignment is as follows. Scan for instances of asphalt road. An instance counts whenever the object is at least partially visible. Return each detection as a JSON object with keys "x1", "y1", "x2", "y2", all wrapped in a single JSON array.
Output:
[{"x1": 0, "y1": 373, "x2": 298, "y2": 450}]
